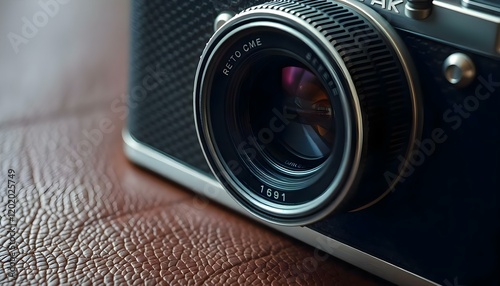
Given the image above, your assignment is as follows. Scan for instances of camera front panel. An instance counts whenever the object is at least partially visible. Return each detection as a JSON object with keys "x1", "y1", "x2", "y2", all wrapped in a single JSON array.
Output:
[{"x1": 127, "y1": 0, "x2": 500, "y2": 284}]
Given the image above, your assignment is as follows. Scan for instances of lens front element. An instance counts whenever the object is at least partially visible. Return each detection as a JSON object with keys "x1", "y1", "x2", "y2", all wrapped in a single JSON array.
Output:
[
  {"x1": 240, "y1": 53, "x2": 335, "y2": 173},
  {"x1": 279, "y1": 66, "x2": 335, "y2": 160}
]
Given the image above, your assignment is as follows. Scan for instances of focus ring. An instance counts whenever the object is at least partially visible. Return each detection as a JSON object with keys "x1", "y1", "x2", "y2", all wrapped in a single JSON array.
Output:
[{"x1": 246, "y1": 0, "x2": 414, "y2": 208}]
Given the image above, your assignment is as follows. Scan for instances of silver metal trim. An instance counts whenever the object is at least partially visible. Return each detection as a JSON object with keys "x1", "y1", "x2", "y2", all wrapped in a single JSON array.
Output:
[
  {"x1": 369, "y1": 0, "x2": 500, "y2": 58},
  {"x1": 462, "y1": 0, "x2": 500, "y2": 16},
  {"x1": 122, "y1": 129, "x2": 438, "y2": 286}
]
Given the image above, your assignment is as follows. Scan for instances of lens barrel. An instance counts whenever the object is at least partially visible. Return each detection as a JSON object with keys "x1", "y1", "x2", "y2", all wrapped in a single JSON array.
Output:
[{"x1": 194, "y1": 0, "x2": 422, "y2": 226}]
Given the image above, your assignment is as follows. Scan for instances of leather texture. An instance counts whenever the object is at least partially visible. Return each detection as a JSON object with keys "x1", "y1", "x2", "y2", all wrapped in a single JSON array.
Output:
[{"x1": 0, "y1": 1, "x2": 385, "y2": 285}]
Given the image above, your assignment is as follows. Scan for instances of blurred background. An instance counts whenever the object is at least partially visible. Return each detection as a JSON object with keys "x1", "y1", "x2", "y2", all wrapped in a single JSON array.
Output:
[{"x1": 0, "y1": 0, "x2": 129, "y2": 124}]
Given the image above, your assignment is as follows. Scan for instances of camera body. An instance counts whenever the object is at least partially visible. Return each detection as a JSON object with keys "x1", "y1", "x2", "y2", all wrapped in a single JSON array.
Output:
[{"x1": 125, "y1": 0, "x2": 500, "y2": 284}]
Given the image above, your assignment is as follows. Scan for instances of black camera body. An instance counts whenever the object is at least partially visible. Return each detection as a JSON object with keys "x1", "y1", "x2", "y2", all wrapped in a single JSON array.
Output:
[{"x1": 125, "y1": 0, "x2": 500, "y2": 284}]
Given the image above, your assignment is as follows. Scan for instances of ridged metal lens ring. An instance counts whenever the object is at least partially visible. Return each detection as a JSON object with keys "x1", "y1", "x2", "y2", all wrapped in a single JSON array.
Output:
[{"x1": 194, "y1": 0, "x2": 422, "y2": 226}]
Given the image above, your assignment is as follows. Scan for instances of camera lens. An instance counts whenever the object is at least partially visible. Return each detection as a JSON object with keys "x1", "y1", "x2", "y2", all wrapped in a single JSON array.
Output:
[
  {"x1": 236, "y1": 53, "x2": 335, "y2": 172},
  {"x1": 195, "y1": 0, "x2": 422, "y2": 225}
]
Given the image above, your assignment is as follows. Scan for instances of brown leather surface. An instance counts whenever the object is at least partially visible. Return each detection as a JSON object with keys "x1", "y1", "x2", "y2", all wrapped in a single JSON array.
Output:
[{"x1": 0, "y1": 1, "x2": 386, "y2": 285}]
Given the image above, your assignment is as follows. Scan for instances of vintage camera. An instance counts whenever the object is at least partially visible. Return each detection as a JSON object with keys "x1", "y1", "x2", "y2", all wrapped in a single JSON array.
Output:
[{"x1": 124, "y1": 0, "x2": 500, "y2": 284}]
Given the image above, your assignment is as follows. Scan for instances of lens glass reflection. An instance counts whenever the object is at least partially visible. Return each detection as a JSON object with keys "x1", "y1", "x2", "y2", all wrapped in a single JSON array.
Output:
[
  {"x1": 238, "y1": 55, "x2": 336, "y2": 171},
  {"x1": 280, "y1": 66, "x2": 334, "y2": 159}
]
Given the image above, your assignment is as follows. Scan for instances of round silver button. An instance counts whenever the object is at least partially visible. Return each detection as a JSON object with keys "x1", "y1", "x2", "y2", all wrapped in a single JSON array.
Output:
[
  {"x1": 405, "y1": 3, "x2": 431, "y2": 20},
  {"x1": 214, "y1": 12, "x2": 235, "y2": 32},
  {"x1": 442, "y1": 53, "x2": 476, "y2": 88}
]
